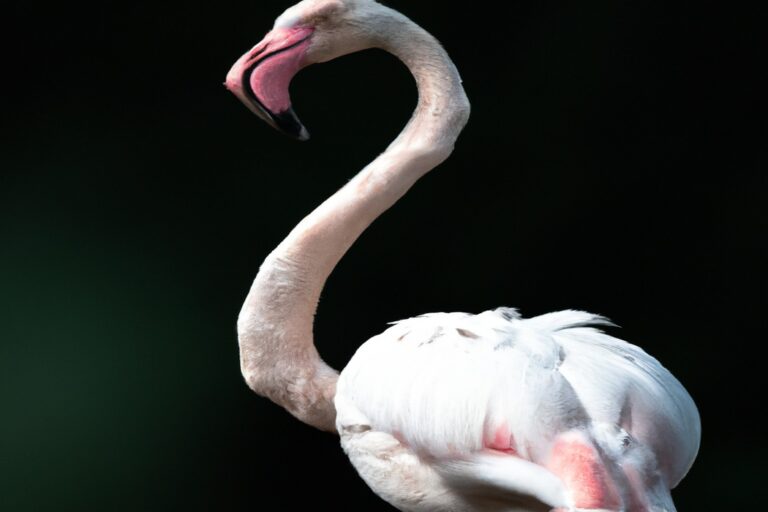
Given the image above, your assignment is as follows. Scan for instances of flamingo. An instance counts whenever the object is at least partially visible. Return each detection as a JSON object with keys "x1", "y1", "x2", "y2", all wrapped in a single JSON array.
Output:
[{"x1": 225, "y1": 1, "x2": 701, "y2": 510}]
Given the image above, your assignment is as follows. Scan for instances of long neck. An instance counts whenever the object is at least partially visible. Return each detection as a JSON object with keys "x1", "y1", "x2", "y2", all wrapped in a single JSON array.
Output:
[{"x1": 237, "y1": 7, "x2": 470, "y2": 432}]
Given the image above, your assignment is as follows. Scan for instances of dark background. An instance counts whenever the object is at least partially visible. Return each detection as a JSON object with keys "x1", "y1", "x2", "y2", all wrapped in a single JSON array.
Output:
[{"x1": 1, "y1": 0, "x2": 764, "y2": 510}]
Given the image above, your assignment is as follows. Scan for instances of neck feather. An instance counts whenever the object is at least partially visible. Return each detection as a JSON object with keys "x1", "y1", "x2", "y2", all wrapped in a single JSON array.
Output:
[{"x1": 237, "y1": 6, "x2": 470, "y2": 432}]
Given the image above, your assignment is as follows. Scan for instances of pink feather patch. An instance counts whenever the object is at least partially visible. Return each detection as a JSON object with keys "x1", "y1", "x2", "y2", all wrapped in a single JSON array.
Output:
[{"x1": 546, "y1": 432, "x2": 622, "y2": 509}]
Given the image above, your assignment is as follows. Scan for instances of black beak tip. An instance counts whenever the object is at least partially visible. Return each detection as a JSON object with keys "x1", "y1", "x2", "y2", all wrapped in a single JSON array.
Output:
[{"x1": 272, "y1": 107, "x2": 310, "y2": 141}]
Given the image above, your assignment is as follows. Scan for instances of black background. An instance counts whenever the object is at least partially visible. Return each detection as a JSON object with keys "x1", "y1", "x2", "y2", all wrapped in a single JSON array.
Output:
[{"x1": 2, "y1": 0, "x2": 764, "y2": 510}]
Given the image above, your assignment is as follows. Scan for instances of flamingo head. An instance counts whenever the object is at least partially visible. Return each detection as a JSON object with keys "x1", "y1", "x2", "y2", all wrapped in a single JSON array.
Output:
[{"x1": 225, "y1": 0, "x2": 378, "y2": 141}]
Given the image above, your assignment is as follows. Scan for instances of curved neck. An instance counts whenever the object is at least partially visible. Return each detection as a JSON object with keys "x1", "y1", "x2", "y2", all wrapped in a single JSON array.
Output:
[
  {"x1": 280, "y1": 8, "x2": 469, "y2": 275},
  {"x1": 237, "y1": 7, "x2": 470, "y2": 432}
]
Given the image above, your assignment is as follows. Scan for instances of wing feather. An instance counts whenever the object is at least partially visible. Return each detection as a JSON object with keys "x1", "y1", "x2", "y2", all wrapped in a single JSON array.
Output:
[{"x1": 435, "y1": 452, "x2": 568, "y2": 511}]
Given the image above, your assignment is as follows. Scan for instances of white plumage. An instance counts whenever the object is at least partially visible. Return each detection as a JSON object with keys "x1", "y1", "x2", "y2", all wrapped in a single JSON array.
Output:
[{"x1": 336, "y1": 309, "x2": 699, "y2": 510}]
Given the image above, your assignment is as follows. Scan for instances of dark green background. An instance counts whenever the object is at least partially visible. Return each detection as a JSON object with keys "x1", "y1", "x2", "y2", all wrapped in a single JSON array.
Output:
[{"x1": 2, "y1": 0, "x2": 763, "y2": 509}]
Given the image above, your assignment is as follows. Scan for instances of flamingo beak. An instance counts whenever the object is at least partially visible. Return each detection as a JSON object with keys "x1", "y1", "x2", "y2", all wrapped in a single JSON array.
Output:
[{"x1": 225, "y1": 26, "x2": 314, "y2": 141}]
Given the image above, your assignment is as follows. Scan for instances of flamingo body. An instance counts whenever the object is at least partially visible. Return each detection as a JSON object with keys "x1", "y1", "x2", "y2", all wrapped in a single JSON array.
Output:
[{"x1": 336, "y1": 309, "x2": 699, "y2": 510}]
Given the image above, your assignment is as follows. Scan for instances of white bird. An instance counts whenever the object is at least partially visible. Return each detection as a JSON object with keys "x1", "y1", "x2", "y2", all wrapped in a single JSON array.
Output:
[{"x1": 225, "y1": 1, "x2": 701, "y2": 510}]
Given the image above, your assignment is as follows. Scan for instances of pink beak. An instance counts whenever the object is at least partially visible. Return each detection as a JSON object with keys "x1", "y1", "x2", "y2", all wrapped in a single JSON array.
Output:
[{"x1": 225, "y1": 26, "x2": 314, "y2": 141}]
